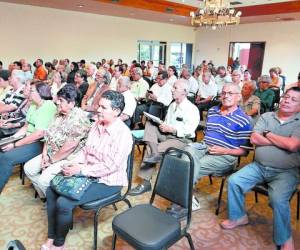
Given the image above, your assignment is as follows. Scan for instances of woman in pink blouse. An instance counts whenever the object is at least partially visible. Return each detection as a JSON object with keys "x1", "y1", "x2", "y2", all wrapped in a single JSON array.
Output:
[{"x1": 41, "y1": 90, "x2": 133, "y2": 250}]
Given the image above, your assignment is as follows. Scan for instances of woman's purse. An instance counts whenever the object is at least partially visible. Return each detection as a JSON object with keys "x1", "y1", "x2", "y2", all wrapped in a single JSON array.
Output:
[{"x1": 50, "y1": 173, "x2": 96, "y2": 201}]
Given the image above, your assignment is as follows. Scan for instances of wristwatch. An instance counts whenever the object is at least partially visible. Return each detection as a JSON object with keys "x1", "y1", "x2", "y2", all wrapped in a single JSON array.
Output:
[{"x1": 263, "y1": 130, "x2": 271, "y2": 137}]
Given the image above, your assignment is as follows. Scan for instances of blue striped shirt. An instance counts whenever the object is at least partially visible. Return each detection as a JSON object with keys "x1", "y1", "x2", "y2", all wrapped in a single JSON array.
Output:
[{"x1": 204, "y1": 106, "x2": 252, "y2": 149}]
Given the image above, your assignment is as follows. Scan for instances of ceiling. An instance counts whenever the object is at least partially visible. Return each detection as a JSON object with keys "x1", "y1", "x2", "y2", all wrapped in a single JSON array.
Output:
[{"x1": 0, "y1": 0, "x2": 300, "y2": 26}]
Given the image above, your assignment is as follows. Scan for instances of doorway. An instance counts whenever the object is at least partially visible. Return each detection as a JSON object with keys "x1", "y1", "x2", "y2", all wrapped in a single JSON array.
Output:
[{"x1": 228, "y1": 42, "x2": 265, "y2": 80}]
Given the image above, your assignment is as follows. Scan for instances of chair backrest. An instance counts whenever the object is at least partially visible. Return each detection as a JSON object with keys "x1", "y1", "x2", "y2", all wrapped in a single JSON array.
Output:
[
  {"x1": 148, "y1": 101, "x2": 166, "y2": 120},
  {"x1": 151, "y1": 148, "x2": 194, "y2": 210},
  {"x1": 123, "y1": 139, "x2": 135, "y2": 196}
]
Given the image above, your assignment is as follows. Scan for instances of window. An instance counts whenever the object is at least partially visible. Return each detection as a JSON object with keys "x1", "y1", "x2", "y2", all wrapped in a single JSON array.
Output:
[
  {"x1": 137, "y1": 40, "x2": 166, "y2": 66},
  {"x1": 170, "y1": 43, "x2": 193, "y2": 70}
]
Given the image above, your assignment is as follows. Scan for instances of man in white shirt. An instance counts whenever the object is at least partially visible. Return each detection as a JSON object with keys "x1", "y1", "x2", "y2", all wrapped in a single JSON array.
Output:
[
  {"x1": 133, "y1": 71, "x2": 172, "y2": 125},
  {"x1": 231, "y1": 70, "x2": 244, "y2": 89},
  {"x1": 195, "y1": 71, "x2": 218, "y2": 120},
  {"x1": 215, "y1": 66, "x2": 232, "y2": 95},
  {"x1": 129, "y1": 79, "x2": 200, "y2": 196},
  {"x1": 116, "y1": 76, "x2": 137, "y2": 127},
  {"x1": 181, "y1": 68, "x2": 199, "y2": 96}
]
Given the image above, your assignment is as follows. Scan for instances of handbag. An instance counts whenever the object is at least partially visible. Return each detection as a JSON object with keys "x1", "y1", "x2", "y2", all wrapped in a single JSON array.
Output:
[{"x1": 50, "y1": 173, "x2": 95, "y2": 201}]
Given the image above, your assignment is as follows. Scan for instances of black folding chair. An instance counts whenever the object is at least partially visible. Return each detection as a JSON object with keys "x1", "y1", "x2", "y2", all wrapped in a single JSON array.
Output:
[{"x1": 112, "y1": 147, "x2": 195, "y2": 250}]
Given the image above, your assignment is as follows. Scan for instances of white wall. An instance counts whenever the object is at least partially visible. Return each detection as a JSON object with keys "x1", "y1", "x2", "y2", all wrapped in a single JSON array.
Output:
[
  {"x1": 0, "y1": 2, "x2": 195, "y2": 67},
  {"x1": 194, "y1": 21, "x2": 300, "y2": 82}
]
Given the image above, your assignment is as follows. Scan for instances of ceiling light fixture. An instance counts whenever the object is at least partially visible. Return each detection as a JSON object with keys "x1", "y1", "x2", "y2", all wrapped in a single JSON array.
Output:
[
  {"x1": 190, "y1": 0, "x2": 242, "y2": 30},
  {"x1": 77, "y1": 4, "x2": 84, "y2": 8}
]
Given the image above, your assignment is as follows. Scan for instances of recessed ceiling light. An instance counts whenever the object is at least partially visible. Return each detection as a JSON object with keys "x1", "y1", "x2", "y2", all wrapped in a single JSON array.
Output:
[
  {"x1": 77, "y1": 4, "x2": 84, "y2": 8},
  {"x1": 275, "y1": 17, "x2": 281, "y2": 20},
  {"x1": 169, "y1": 18, "x2": 174, "y2": 22}
]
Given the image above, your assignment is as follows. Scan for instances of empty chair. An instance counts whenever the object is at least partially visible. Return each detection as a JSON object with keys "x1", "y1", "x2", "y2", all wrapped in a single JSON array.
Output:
[{"x1": 112, "y1": 147, "x2": 195, "y2": 250}]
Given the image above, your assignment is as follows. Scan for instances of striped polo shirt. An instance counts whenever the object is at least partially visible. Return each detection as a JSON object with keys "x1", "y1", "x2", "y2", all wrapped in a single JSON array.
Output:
[
  {"x1": 204, "y1": 105, "x2": 252, "y2": 149},
  {"x1": 2, "y1": 87, "x2": 25, "y2": 108}
]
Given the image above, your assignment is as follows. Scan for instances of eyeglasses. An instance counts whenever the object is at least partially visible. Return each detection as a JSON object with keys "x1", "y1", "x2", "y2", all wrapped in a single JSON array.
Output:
[{"x1": 221, "y1": 91, "x2": 239, "y2": 97}]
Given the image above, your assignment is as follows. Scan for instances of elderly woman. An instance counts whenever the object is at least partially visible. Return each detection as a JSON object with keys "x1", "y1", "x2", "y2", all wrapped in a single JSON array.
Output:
[
  {"x1": 41, "y1": 90, "x2": 133, "y2": 250},
  {"x1": 254, "y1": 75, "x2": 275, "y2": 113},
  {"x1": 240, "y1": 81, "x2": 260, "y2": 121},
  {"x1": 24, "y1": 84, "x2": 91, "y2": 198},
  {"x1": 0, "y1": 82, "x2": 57, "y2": 193}
]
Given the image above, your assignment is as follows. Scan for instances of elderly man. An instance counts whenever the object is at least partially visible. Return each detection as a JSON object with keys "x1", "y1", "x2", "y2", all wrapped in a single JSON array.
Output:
[
  {"x1": 117, "y1": 76, "x2": 137, "y2": 126},
  {"x1": 215, "y1": 66, "x2": 232, "y2": 95},
  {"x1": 169, "y1": 83, "x2": 252, "y2": 213},
  {"x1": 86, "y1": 63, "x2": 97, "y2": 85},
  {"x1": 133, "y1": 70, "x2": 173, "y2": 125},
  {"x1": 231, "y1": 70, "x2": 243, "y2": 89},
  {"x1": 181, "y1": 68, "x2": 199, "y2": 96},
  {"x1": 221, "y1": 87, "x2": 300, "y2": 250},
  {"x1": 255, "y1": 75, "x2": 275, "y2": 113},
  {"x1": 130, "y1": 67, "x2": 149, "y2": 101},
  {"x1": 129, "y1": 79, "x2": 200, "y2": 196},
  {"x1": 195, "y1": 71, "x2": 218, "y2": 120},
  {"x1": 81, "y1": 69, "x2": 110, "y2": 112},
  {"x1": 240, "y1": 80, "x2": 260, "y2": 120}
]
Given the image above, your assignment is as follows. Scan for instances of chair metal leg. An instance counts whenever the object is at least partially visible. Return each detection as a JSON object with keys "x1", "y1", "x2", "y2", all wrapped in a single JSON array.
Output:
[
  {"x1": 21, "y1": 167, "x2": 25, "y2": 185},
  {"x1": 113, "y1": 204, "x2": 118, "y2": 211},
  {"x1": 123, "y1": 198, "x2": 132, "y2": 208},
  {"x1": 185, "y1": 233, "x2": 195, "y2": 250},
  {"x1": 111, "y1": 233, "x2": 117, "y2": 250},
  {"x1": 255, "y1": 192, "x2": 258, "y2": 203},
  {"x1": 297, "y1": 191, "x2": 299, "y2": 220},
  {"x1": 209, "y1": 175, "x2": 213, "y2": 185},
  {"x1": 215, "y1": 177, "x2": 226, "y2": 215},
  {"x1": 34, "y1": 190, "x2": 38, "y2": 199},
  {"x1": 93, "y1": 210, "x2": 100, "y2": 250},
  {"x1": 19, "y1": 165, "x2": 23, "y2": 179}
]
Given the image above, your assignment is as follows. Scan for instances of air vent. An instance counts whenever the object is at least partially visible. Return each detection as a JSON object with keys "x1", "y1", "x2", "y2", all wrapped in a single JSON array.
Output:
[
  {"x1": 230, "y1": 1, "x2": 242, "y2": 5},
  {"x1": 165, "y1": 7, "x2": 174, "y2": 13}
]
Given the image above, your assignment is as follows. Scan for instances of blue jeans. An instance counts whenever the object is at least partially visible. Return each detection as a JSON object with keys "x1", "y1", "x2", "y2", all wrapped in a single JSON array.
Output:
[
  {"x1": 227, "y1": 161, "x2": 299, "y2": 245},
  {"x1": 46, "y1": 182, "x2": 122, "y2": 246},
  {"x1": 0, "y1": 141, "x2": 43, "y2": 193}
]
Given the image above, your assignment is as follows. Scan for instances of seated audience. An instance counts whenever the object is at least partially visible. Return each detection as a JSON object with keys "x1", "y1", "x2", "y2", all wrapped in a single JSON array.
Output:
[
  {"x1": 24, "y1": 84, "x2": 91, "y2": 198},
  {"x1": 240, "y1": 80, "x2": 260, "y2": 120},
  {"x1": 269, "y1": 67, "x2": 283, "y2": 93},
  {"x1": 22, "y1": 62, "x2": 33, "y2": 82},
  {"x1": 231, "y1": 70, "x2": 243, "y2": 89},
  {"x1": 50, "y1": 71, "x2": 67, "y2": 100},
  {"x1": 41, "y1": 90, "x2": 133, "y2": 250},
  {"x1": 86, "y1": 63, "x2": 97, "y2": 85},
  {"x1": 221, "y1": 87, "x2": 300, "y2": 250},
  {"x1": 254, "y1": 75, "x2": 275, "y2": 113},
  {"x1": 116, "y1": 76, "x2": 137, "y2": 127},
  {"x1": 81, "y1": 69, "x2": 110, "y2": 112},
  {"x1": 129, "y1": 79, "x2": 199, "y2": 196},
  {"x1": 130, "y1": 67, "x2": 149, "y2": 101},
  {"x1": 0, "y1": 82, "x2": 57, "y2": 193}
]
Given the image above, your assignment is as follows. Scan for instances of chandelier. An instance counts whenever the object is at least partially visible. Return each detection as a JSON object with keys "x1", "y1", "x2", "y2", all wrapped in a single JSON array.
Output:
[{"x1": 190, "y1": 0, "x2": 242, "y2": 30}]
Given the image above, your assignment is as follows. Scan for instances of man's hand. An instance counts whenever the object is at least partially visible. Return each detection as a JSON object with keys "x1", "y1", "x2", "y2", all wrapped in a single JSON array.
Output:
[
  {"x1": 62, "y1": 164, "x2": 83, "y2": 176},
  {"x1": 208, "y1": 145, "x2": 229, "y2": 155},
  {"x1": 159, "y1": 123, "x2": 176, "y2": 134},
  {"x1": 1, "y1": 143, "x2": 14, "y2": 152}
]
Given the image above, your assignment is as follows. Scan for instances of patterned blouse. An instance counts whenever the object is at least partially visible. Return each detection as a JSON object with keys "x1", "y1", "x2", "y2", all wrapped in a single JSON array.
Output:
[{"x1": 44, "y1": 107, "x2": 91, "y2": 159}]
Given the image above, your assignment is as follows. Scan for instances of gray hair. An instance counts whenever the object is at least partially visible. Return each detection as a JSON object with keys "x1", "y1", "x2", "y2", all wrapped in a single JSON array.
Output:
[
  {"x1": 175, "y1": 79, "x2": 189, "y2": 95},
  {"x1": 133, "y1": 67, "x2": 143, "y2": 76},
  {"x1": 101, "y1": 90, "x2": 125, "y2": 116},
  {"x1": 119, "y1": 76, "x2": 131, "y2": 88},
  {"x1": 223, "y1": 83, "x2": 241, "y2": 94}
]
